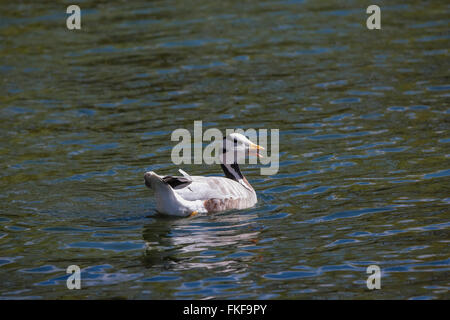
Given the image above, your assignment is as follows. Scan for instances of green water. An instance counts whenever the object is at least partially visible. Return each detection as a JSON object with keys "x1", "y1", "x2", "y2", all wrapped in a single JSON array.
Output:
[{"x1": 0, "y1": 1, "x2": 449, "y2": 299}]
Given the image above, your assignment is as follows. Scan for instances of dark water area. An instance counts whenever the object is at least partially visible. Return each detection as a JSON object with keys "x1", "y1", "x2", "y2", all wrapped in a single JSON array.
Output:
[{"x1": 0, "y1": 1, "x2": 449, "y2": 299}]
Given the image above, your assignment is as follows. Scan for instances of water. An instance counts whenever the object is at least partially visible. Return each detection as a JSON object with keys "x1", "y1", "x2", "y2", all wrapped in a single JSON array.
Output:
[{"x1": 0, "y1": 0, "x2": 449, "y2": 299}]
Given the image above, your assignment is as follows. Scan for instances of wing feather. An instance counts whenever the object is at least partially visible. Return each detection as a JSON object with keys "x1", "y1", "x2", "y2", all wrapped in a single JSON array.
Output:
[{"x1": 174, "y1": 176, "x2": 253, "y2": 201}]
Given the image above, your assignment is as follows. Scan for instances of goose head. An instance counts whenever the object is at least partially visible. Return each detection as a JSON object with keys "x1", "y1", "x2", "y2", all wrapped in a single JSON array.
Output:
[{"x1": 220, "y1": 132, "x2": 264, "y2": 165}]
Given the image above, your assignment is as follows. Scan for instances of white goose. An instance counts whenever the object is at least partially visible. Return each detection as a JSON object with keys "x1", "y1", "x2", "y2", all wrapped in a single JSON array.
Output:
[{"x1": 144, "y1": 133, "x2": 264, "y2": 217}]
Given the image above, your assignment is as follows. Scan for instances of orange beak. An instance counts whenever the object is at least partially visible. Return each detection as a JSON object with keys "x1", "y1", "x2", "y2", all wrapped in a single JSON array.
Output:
[{"x1": 249, "y1": 143, "x2": 264, "y2": 158}]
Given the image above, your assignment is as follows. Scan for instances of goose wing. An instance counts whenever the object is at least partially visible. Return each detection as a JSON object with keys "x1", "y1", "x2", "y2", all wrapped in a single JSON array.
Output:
[
  {"x1": 173, "y1": 175, "x2": 250, "y2": 201},
  {"x1": 159, "y1": 169, "x2": 194, "y2": 190}
]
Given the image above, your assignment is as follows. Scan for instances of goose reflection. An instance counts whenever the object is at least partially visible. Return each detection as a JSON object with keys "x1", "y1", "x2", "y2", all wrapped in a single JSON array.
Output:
[{"x1": 142, "y1": 211, "x2": 261, "y2": 271}]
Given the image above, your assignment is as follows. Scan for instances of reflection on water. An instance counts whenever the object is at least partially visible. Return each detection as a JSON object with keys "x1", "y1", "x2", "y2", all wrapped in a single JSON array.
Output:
[
  {"x1": 143, "y1": 212, "x2": 260, "y2": 272},
  {"x1": 0, "y1": 0, "x2": 449, "y2": 299}
]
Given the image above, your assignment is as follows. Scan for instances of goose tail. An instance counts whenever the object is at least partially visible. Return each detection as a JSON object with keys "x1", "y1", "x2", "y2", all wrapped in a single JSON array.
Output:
[
  {"x1": 144, "y1": 170, "x2": 178, "y2": 206},
  {"x1": 144, "y1": 171, "x2": 170, "y2": 192},
  {"x1": 144, "y1": 171, "x2": 202, "y2": 217}
]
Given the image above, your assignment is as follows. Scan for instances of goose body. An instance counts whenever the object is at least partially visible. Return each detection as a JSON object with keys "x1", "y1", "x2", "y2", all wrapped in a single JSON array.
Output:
[{"x1": 144, "y1": 133, "x2": 263, "y2": 217}]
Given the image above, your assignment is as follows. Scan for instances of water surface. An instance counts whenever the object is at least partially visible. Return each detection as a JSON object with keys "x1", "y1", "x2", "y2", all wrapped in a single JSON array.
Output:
[{"x1": 0, "y1": 0, "x2": 449, "y2": 299}]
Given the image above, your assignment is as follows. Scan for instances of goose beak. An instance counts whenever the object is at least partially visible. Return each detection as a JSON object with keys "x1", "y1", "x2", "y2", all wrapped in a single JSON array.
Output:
[{"x1": 249, "y1": 142, "x2": 264, "y2": 158}]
